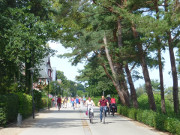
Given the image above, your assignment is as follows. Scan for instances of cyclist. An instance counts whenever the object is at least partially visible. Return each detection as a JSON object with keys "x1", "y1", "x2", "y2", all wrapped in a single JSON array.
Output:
[
  {"x1": 110, "y1": 95, "x2": 117, "y2": 114},
  {"x1": 85, "y1": 97, "x2": 95, "y2": 116},
  {"x1": 111, "y1": 95, "x2": 116, "y2": 104},
  {"x1": 57, "y1": 96, "x2": 61, "y2": 111},
  {"x1": 98, "y1": 96, "x2": 109, "y2": 122}
]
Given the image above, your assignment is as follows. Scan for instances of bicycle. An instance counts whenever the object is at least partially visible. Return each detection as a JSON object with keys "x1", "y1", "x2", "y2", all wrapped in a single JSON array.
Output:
[
  {"x1": 57, "y1": 103, "x2": 61, "y2": 111},
  {"x1": 89, "y1": 107, "x2": 94, "y2": 124}
]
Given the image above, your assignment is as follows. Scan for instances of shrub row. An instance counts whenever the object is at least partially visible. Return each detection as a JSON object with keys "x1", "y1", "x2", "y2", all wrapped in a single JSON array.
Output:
[
  {"x1": 0, "y1": 95, "x2": 7, "y2": 126},
  {"x1": 0, "y1": 91, "x2": 49, "y2": 126},
  {"x1": 117, "y1": 105, "x2": 180, "y2": 135}
]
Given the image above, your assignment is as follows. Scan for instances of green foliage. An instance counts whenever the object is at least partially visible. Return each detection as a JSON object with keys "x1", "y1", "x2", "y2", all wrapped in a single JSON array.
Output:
[
  {"x1": 91, "y1": 96, "x2": 101, "y2": 106},
  {"x1": 6, "y1": 94, "x2": 19, "y2": 123},
  {"x1": 0, "y1": 95, "x2": 7, "y2": 126},
  {"x1": 40, "y1": 97, "x2": 49, "y2": 109},
  {"x1": 138, "y1": 94, "x2": 174, "y2": 114},
  {"x1": 117, "y1": 105, "x2": 180, "y2": 134},
  {"x1": 0, "y1": 94, "x2": 19, "y2": 126},
  {"x1": 136, "y1": 85, "x2": 146, "y2": 97},
  {"x1": 34, "y1": 90, "x2": 42, "y2": 111},
  {"x1": 137, "y1": 94, "x2": 149, "y2": 109},
  {"x1": 77, "y1": 90, "x2": 84, "y2": 97},
  {"x1": 0, "y1": 0, "x2": 57, "y2": 94},
  {"x1": 16, "y1": 92, "x2": 32, "y2": 118},
  {"x1": 127, "y1": 108, "x2": 138, "y2": 120}
]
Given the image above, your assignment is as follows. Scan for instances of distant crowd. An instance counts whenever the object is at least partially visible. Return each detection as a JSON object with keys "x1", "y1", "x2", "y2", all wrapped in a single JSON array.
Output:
[{"x1": 51, "y1": 96, "x2": 87, "y2": 109}]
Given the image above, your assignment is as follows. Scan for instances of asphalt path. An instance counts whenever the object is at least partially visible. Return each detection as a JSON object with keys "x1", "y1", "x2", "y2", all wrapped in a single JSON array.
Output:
[
  {"x1": 0, "y1": 106, "x2": 168, "y2": 135},
  {"x1": 17, "y1": 106, "x2": 168, "y2": 135}
]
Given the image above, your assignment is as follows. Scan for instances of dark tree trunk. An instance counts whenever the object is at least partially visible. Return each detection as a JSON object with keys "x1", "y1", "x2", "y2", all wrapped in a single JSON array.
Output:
[
  {"x1": 164, "y1": 0, "x2": 179, "y2": 114},
  {"x1": 138, "y1": 44, "x2": 156, "y2": 111},
  {"x1": 116, "y1": 18, "x2": 130, "y2": 106},
  {"x1": 125, "y1": 64, "x2": 138, "y2": 108},
  {"x1": 115, "y1": 63, "x2": 130, "y2": 106},
  {"x1": 154, "y1": 1, "x2": 166, "y2": 113},
  {"x1": 168, "y1": 32, "x2": 179, "y2": 113},
  {"x1": 158, "y1": 48, "x2": 166, "y2": 113},
  {"x1": 132, "y1": 26, "x2": 156, "y2": 111},
  {"x1": 103, "y1": 33, "x2": 130, "y2": 106}
]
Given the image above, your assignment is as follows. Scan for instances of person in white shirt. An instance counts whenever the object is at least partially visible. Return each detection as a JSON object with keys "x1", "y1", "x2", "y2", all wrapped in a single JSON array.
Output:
[{"x1": 86, "y1": 97, "x2": 95, "y2": 115}]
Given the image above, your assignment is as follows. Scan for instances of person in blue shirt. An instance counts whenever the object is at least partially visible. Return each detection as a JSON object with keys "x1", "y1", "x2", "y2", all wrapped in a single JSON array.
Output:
[{"x1": 76, "y1": 96, "x2": 79, "y2": 108}]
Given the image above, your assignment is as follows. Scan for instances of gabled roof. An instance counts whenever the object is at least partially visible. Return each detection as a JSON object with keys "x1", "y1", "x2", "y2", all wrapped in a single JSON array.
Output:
[{"x1": 38, "y1": 56, "x2": 52, "y2": 79}]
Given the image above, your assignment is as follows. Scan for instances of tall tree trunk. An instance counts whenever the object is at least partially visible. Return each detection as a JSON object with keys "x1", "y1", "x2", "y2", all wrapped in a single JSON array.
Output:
[
  {"x1": 158, "y1": 48, "x2": 166, "y2": 113},
  {"x1": 155, "y1": 0, "x2": 166, "y2": 114},
  {"x1": 103, "y1": 32, "x2": 130, "y2": 106},
  {"x1": 165, "y1": 0, "x2": 179, "y2": 114},
  {"x1": 116, "y1": 63, "x2": 130, "y2": 105},
  {"x1": 117, "y1": 18, "x2": 130, "y2": 105},
  {"x1": 139, "y1": 43, "x2": 156, "y2": 111},
  {"x1": 125, "y1": 64, "x2": 138, "y2": 108},
  {"x1": 168, "y1": 32, "x2": 179, "y2": 113},
  {"x1": 132, "y1": 26, "x2": 156, "y2": 111}
]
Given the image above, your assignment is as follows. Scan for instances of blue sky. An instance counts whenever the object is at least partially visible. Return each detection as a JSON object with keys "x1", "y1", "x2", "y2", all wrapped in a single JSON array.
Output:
[{"x1": 49, "y1": 41, "x2": 179, "y2": 89}]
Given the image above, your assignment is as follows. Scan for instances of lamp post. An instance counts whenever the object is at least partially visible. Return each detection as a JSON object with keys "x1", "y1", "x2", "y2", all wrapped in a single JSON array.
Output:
[
  {"x1": 29, "y1": 68, "x2": 35, "y2": 119},
  {"x1": 47, "y1": 78, "x2": 50, "y2": 110},
  {"x1": 54, "y1": 83, "x2": 57, "y2": 97},
  {"x1": 57, "y1": 79, "x2": 62, "y2": 97}
]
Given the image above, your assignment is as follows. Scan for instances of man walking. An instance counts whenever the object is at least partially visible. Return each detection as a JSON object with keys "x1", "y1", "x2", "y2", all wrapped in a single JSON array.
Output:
[{"x1": 98, "y1": 96, "x2": 109, "y2": 122}]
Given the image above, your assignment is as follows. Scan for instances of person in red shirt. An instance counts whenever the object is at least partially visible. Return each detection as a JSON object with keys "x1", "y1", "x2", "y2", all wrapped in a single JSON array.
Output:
[
  {"x1": 110, "y1": 95, "x2": 117, "y2": 114},
  {"x1": 98, "y1": 96, "x2": 109, "y2": 122},
  {"x1": 111, "y1": 95, "x2": 116, "y2": 104},
  {"x1": 57, "y1": 96, "x2": 61, "y2": 111}
]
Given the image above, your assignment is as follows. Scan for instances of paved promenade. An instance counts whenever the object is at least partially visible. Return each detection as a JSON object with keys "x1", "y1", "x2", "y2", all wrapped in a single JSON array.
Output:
[{"x1": 0, "y1": 107, "x2": 169, "y2": 135}]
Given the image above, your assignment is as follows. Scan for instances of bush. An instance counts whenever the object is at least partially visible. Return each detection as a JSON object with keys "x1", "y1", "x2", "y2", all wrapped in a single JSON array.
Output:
[
  {"x1": 128, "y1": 108, "x2": 137, "y2": 120},
  {"x1": 136, "y1": 109, "x2": 143, "y2": 122},
  {"x1": 92, "y1": 96, "x2": 101, "y2": 106},
  {"x1": 117, "y1": 104, "x2": 180, "y2": 135},
  {"x1": 138, "y1": 94, "x2": 174, "y2": 114},
  {"x1": 141, "y1": 110, "x2": 155, "y2": 127},
  {"x1": 0, "y1": 94, "x2": 19, "y2": 126},
  {"x1": 34, "y1": 90, "x2": 42, "y2": 111},
  {"x1": 6, "y1": 94, "x2": 19, "y2": 123},
  {"x1": 0, "y1": 95, "x2": 7, "y2": 126},
  {"x1": 16, "y1": 92, "x2": 32, "y2": 118},
  {"x1": 0, "y1": 92, "x2": 49, "y2": 126},
  {"x1": 41, "y1": 98, "x2": 49, "y2": 109}
]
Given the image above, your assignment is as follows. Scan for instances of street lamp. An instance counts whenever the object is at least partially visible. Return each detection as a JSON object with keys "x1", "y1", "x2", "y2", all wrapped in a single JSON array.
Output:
[
  {"x1": 57, "y1": 79, "x2": 62, "y2": 97},
  {"x1": 47, "y1": 77, "x2": 50, "y2": 110},
  {"x1": 29, "y1": 67, "x2": 35, "y2": 119}
]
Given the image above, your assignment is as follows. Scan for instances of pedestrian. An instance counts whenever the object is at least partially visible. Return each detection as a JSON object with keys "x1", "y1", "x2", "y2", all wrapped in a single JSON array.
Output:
[
  {"x1": 98, "y1": 96, "x2": 109, "y2": 122},
  {"x1": 76, "y1": 96, "x2": 79, "y2": 108},
  {"x1": 57, "y1": 96, "x2": 61, "y2": 111}
]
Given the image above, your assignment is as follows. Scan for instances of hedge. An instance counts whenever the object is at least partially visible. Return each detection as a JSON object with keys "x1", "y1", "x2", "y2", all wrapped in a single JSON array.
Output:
[
  {"x1": 34, "y1": 90, "x2": 42, "y2": 111},
  {"x1": 16, "y1": 92, "x2": 32, "y2": 118},
  {"x1": 0, "y1": 93, "x2": 32, "y2": 126},
  {"x1": 0, "y1": 94, "x2": 19, "y2": 126},
  {"x1": 41, "y1": 97, "x2": 51, "y2": 109},
  {"x1": 0, "y1": 95, "x2": 7, "y2": 126},
  {"x1": 6, "y1": 94, "x2": 19, "y2": 123},
  {"x1": 0, "y1": 91, "x2": 52, "y2": 126},
  {"x1": 117, "y1": 105, "x2": 180, "y2": 135}
]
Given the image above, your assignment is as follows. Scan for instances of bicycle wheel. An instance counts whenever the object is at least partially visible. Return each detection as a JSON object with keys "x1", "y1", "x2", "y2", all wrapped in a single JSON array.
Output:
[
  {"x1": 112, "y1": 108, "x2": 114, "y2": 116},
  {"x1": 103, "y1": 110, "x2": 105, "y2": 124}
]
